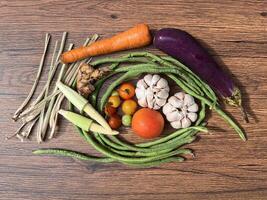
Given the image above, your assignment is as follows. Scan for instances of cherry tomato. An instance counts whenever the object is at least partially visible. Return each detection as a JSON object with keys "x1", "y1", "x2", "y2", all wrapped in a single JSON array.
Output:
[
  {"x1": 111, "y1": 90, "x2": 119, "y2": 96},
  {"x1": 122, "y1": 115, "x2": 132, "y2": 126},
  {"x1": 122, "y1": 99, "x2": 137, "y2": 115},
  {"x1": 108, "y1": 114, "x2": 122, "y2": 129},
  {"x1": 104, "y1": 103, "x2": 117, "y2": 116},
  {"x1": 108, "y1": 95, "x2": 121, "y2": 108},
  {"x1": 118, "y1": 83, "x2": 135, "y2": 100}
]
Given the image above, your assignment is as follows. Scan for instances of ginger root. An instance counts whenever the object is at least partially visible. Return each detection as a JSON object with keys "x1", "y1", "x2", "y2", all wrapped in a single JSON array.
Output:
[{"x1": 77, "y1": 63, "x2": 109, "y2": 98}]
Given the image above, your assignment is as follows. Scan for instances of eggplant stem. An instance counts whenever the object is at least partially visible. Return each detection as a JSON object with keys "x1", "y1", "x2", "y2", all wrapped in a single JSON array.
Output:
[{"x1": 224, "y1": 87, "x2": 249, "y2": 123}]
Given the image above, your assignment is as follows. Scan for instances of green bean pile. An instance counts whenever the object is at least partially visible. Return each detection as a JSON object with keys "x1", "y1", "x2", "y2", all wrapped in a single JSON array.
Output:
[{"x1": 34, "y1": 52, "x2": 245, "y2": 167}]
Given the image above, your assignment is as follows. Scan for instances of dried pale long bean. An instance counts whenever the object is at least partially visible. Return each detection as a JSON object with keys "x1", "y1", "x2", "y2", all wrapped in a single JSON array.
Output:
[
  {"x1": 37, "y1": 40, "x2": 61, "y2": 142},
  {"x1": 40, "y1": 33, "x2": 68, "y2": 141},
  {"x1": 48, "y1": 35, "x2": 99, "y2": 140},
  {"x1": 18, "y1": 91, "x2": 60, "y2": 119},
  {"x1": 13, "y1": 34, "x2": 51, "y2": 120}
]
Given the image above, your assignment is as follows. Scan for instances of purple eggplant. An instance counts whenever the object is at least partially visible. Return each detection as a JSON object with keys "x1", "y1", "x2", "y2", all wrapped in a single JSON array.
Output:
[{"x1": 154, "y1": 28, "x2": 248, "y2": 122}]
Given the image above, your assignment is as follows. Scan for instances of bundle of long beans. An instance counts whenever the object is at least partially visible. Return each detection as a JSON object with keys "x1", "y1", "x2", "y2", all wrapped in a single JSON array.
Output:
[
  {"x1": 34, "y1": 52, "x2": 245, "y2": 167},
  {"x1": 11, "y1": 33, "x2": 99, "y2": 142}
]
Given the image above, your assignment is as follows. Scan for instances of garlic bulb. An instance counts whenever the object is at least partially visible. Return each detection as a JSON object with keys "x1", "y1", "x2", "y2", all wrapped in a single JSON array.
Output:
[
  {"x1": 135, "y1": 74, "x2": 170, "y2": 110},
  {"x1": 163, "y1": 92, "x2": 198, "y2": 129}
]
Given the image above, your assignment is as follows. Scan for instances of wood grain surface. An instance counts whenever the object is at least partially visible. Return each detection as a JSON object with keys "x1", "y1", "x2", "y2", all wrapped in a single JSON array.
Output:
[{"x1": 0, "y1": 0, "x2": 267, "y2": 199}]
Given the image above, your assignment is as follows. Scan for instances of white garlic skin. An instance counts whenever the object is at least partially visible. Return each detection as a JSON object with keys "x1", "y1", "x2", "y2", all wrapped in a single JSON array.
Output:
[
  {"x1": 187, "y1": 112, "x2": 198, "y2": 122},
  {"x1": 171, "y1": 120, "x2": 182, "y2": 129},
  {"x1": 135, "y1": 74, "x2": 170, "y2": 110},
  {"x1": 163, "y1": 92, "x2": 199, "y2": 129},
  {"x1": 162, "y1": 102, "x2": 175, "y2": 115},
  {"x1": 138, "y1": 98, "x2": 148, "y2": 107},
  {"x1": 135, "y1": 88, "x2": 145, "y2": 99},
  {"x1": 157, "y1": 78, "x2": 168, "y2": 88}
]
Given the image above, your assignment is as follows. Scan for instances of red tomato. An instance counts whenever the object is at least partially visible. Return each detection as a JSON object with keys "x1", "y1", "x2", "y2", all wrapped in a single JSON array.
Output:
[
  {"x1": 104, "y1": 103, "x2": 117, "y2": 116},
  {"x1": 132, "y1": 108, "x2": 164, "y2": 139},
  {"x1": 108, "y1": 114, "x2": 122, "y2": 129},
  {"x1": 118, "y1": 82, "x2": 135, "y2": 100}
]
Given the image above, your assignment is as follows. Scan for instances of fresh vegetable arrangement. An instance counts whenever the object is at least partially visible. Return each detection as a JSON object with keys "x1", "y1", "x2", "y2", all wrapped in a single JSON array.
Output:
[{"x1": 12, "y1": 24, "x2": 248, "y2": 167}]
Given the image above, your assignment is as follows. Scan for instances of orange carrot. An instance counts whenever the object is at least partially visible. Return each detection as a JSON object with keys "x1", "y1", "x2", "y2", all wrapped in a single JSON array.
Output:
[{"x1": 61, "y1": 24, "x2": 152, "y2": 64}]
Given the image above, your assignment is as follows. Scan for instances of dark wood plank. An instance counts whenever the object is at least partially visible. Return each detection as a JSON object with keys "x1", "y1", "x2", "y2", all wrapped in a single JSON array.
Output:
[{"x1": 0, "y1": 0, "x2": 267, "y2": 199}]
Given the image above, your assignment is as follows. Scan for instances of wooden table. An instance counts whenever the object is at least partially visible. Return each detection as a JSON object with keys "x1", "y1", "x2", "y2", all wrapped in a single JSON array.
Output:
[{"x1": 0, "y1": 1, "x2": 266, "y2": 199}]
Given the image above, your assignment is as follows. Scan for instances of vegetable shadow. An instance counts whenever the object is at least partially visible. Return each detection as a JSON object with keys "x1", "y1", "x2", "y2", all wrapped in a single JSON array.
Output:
[{"x1": 197, "y1": 39, "x2": 258, "y2": 123}]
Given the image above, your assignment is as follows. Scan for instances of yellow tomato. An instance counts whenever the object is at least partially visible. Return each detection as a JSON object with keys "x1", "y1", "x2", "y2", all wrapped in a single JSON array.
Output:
[
  {"x1": 108, "y1": 96, "x2": 121, "y2": 108},
  {"x1": 122, "y1": 99, "x2": 137, "y2": 115}
]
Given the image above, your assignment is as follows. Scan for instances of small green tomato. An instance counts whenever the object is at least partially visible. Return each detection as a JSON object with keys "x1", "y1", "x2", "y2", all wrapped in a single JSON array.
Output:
[
  {"x1": 111, "y1": 90, "x2": 119, "y2": 96},
  {"x1": 122, "y1": 115, "x2": 132, "y2": 126}
]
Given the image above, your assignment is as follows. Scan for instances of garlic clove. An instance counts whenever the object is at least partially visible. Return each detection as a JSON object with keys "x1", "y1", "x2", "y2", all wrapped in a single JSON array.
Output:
[
  {"x1": 174, "y1": 92, "x2": 185, "y2": 100},
  {"x1": 157, "y1": 78, "x2": 169, "y2": 88},
  {"x1": 152, "y1": 87, "x2": 161, "y2": 93},
  {"x1": 135, "y1": 88, "x2": 146, "y2": 99},
  {"x1": 168, "y1": 96, "x2": 184, "y2": 108},
  {"x1": 151, "y1": 74, "x2": 161, "y2": 85},
  {"x1": 136, "y1": 79, "x2": 148, "y2": 89},
  {"x1": 156, "y1": 98, "x2": 167, "y2": 107},
  {"x1": 162, "y1": 102, "x2": 175, "y2": 115},
  {"x1": 181, "y1": 117, "x2": 191, "y2": 128},
  {"x1": 171, "y1": 120, "x2": 182, "y2": 129},
  {"x1": 144, "y1": 74, "x2": 153, "y2": 85},
  {"x1": 138, "y1": 98, "x2": 148, "y2": 107},
  {"x1": 145, "y1": 87, "x2": 154, "y2": 101},
  {"x1": 182, "y1": 107, "x2": 188, "y2": 116},
  {"x1": 166, "y1": 111, "x2": 183, "y2": 122},
  {"x1": 187, "y1": 112, "x2": 198, "y2": 122},
  {"x1": 147, "y1": 98, "x2": 155, "y2": 109},
  {"x1": 184, "y1": 94, "x2": 195, "y2": 106},
  {"x1": 153, "y1": 104, "x2": 161, "y2": 110},
  {"x1": 187, "y1": 103, "x2": 199, "y2": 112},
  {"x1": 157, "y1": 90, "x2": 169, "y2": 99},
  {"x1": 165, "y1": 86, "x2": 170, "y2": 92}
]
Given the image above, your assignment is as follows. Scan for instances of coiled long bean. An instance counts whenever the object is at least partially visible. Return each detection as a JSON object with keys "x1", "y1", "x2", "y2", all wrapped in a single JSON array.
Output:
[{"x1": 34, "y1": 51, "x2": 245, "y2": 167}]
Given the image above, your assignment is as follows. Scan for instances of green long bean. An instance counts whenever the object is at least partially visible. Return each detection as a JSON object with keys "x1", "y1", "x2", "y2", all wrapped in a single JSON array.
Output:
[
  {"x1": 122, "y1": 157, "x2": 185, "y2": 168},
  {"x1": 82, "y1": 129, "x2": 193, "y2": 164},
  {"x1": 161, "y1": 56, "x2": 217, "y2": 103},
  {"x1": 33, "y1": 148, "x2": 114, "y2": 162},
  {"x1": 34, "y1": 51, "x2": 245, "y2": 167},
  {"x1": 168, "y1": 74, "x2": 246, "y2": 140}
]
